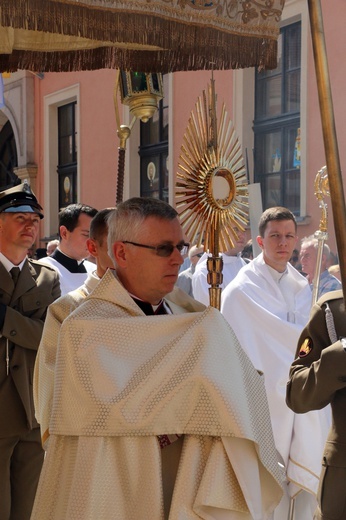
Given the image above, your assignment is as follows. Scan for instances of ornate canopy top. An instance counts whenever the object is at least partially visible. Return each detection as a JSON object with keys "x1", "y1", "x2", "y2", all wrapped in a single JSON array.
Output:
[{"x1": 0, "y1": 0, "x2": 285, "y2": 72}]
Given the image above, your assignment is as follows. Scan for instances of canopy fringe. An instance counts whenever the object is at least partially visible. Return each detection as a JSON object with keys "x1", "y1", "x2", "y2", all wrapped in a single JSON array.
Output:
[
  {"x1": 0, "y1": 38, "x2": 277, "y2": 73},
  {"x1": 0, "y1": 0, "x2": 281, "y2": 72}
]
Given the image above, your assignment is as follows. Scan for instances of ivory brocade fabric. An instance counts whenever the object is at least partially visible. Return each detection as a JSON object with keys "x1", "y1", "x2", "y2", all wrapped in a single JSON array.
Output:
[
  {"x1": 32, "y1": 270, "x2": 283, "y2": 519},
  {"x1": 33, "y1": 271, "x2": 101, "y2": 446},
  {"x1": 0, "y1": 0, "x2": 284, "y2": 72}
]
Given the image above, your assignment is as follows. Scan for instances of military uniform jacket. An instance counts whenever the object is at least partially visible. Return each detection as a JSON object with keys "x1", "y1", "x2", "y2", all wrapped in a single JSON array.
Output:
[
  {"x1": 0, "y1": 259, "x2": 60, "y2": 436},
  {"x1": 286, "y1": 289, "x2": 346, "y2": 520}
]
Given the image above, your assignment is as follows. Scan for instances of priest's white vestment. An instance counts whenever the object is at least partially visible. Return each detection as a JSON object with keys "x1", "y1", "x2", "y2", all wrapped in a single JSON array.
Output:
[
  {"x1": 32, "y1": 269, "x2": 284, "y2": 520},
  {"x1": 221, "y1": 254, "x2": 331, "y2": 503},
  {"x1": 39, "y1": 255, "x2": 95, "y2": 295},
  {"x1": 192, "y1": 253, "x2": 245, "y2": 305}
]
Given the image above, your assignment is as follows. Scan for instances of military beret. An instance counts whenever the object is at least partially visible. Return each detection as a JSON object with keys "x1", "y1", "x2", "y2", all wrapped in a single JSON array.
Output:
[{"x1": 0, "y1": 182, "x2": 44, "y2": 219}]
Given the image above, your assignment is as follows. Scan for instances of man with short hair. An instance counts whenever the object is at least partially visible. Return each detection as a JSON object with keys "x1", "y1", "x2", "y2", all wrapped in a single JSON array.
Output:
[
  {"x1": 221, "y1": 206, "x2": 331, "y2": 519},
  {"x1": 0, "y1": 183, "x2": 60, "y2": 520},
  {"x1": 175, "y1": 244, "x2": 204, "y2": 297},
  {"x1": 34, "y1": 208, "x2": 115, "y2": 447},
  {"x1": 32, "y1": 197, "x2": 283, "y2": 520},
  {"x1": 300, "y1": 235, "x2": 341, "y2": 298},
  {"x1": 39, "y1": 203, "x2": 97, "y2": 295},
  {"x1": 46, "y1": 239, "x2": 59, "y2": 256}
]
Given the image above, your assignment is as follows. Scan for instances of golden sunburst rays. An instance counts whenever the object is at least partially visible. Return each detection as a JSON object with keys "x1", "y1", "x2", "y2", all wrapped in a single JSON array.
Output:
[{"x1": 176, "y1": 82, "x2": 249, "y2": 254}]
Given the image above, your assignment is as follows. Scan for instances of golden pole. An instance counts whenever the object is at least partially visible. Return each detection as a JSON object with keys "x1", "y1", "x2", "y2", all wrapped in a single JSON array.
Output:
[
  {"x1": 113, "y1": 71, "x2": 136, "y2": 204},
  {"x1": 207, "y1": 221, "x2": 223, "y2": 310},
  {"x1": 205, "y1": 74, "x2": 223, "y2": 310},
  {"x1": 308, "y1": 0, "x2": 346, "y2": 305},
  {"x1": 312, "y1": 166, "x2": 329, "y2": 304}
]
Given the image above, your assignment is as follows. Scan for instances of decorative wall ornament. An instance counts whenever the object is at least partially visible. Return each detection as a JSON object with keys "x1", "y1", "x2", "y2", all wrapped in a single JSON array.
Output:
[{"x1": 147, "y1": 162, "x2": 156, "y2": 187}]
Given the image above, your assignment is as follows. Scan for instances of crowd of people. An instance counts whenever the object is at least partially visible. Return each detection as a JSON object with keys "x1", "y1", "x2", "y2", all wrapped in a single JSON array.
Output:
[{"x1": 0, "y1": 181, "x2": 343, "y2": 520}]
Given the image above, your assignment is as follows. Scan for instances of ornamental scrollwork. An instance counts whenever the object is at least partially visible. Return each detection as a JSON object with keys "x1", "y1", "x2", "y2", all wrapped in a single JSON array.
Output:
[{"x1": 176, "y1": 0, "x2": 284, "y2": 23}]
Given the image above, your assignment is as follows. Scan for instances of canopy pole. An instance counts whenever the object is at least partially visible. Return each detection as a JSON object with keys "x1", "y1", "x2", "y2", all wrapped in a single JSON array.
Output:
[{"x1": 308, "y1": 0, "x2": 346, "y2": 305}]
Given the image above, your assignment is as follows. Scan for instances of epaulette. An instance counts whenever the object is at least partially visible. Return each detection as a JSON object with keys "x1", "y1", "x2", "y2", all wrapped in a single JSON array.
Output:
[
  {"x1": 319, "y1": 289, "x2": 343, "y2": 344},
  {"x1": 318, "y1": 289, "x2": 343, "y2": 307},
  {"x1": 28, "y1": 258, "x2": 58, "y2": 274},
  {"x1": 323, "y1": 301, "x2": 338, "y2": 344}
]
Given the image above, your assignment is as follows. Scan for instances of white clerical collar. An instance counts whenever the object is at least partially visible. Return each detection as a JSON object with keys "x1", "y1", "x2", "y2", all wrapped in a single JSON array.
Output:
[{"x1": 0, "y1": 251, "x2": 27, "y2": 272}]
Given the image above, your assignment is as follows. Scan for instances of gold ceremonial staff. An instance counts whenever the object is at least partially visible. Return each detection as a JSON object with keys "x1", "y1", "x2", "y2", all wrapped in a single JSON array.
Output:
[
  {"x1": 312, "y1": 166, "x2": 329, "y2": 304},
  {"x1": 308, "y1": 0, "x2": 346, "y2": 307}
]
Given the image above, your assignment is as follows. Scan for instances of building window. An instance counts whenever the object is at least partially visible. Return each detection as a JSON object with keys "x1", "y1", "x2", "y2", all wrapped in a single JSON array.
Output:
[
  {"x1": 57, "y1": 102, "x2": 77, "y2": 208},
  {"x1": 0, "y1": 120, "x2": 18, "y2": 189},
  {"x1": 139, "y1": 74, "x2": 169, "y2": 201},
  {"x1": 254, "y1": 22, "x2": 301, "y2": 215}
]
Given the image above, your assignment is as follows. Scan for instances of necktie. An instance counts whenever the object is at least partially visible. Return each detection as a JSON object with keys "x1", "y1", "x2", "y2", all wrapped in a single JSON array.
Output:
[{"x1": 10, "y1": 267, "x2": 20, "y2": 285}]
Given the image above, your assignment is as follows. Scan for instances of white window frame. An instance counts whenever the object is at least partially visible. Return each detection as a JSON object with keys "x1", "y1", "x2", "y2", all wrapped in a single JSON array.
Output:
[
  {"x1": 43, "y1": 84, "x2": 80, "y2": 238},
  {"x1": 234, "y1": 0, "x2": 309, "y2": 218}
]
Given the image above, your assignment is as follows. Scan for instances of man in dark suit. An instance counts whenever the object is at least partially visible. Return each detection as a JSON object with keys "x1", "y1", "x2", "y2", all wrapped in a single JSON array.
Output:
[{"x1": 0, "y1": 182, "x2": 61, "y2": 520}]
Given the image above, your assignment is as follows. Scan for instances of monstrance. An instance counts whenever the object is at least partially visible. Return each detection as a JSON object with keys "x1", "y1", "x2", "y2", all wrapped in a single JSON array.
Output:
[{"x1": 176, "y1": 77, "x2": 249, "y2": 310}]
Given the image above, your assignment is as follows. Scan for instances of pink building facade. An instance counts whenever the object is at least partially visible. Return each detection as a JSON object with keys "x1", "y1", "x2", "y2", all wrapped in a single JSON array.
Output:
[{"x1": 0, "y1": 0, "x2": 345, "y2": 258}]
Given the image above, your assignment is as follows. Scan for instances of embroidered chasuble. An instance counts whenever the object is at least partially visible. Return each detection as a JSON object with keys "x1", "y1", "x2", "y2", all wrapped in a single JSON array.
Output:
[{"x1": 32, "y1": 270, "x2": 283, "y2": 520}]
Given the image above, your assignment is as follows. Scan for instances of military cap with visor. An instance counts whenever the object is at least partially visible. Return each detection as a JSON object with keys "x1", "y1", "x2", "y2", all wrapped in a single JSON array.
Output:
[{"x1": 0, "y1": 182, "x2": 44, "y2": 219}]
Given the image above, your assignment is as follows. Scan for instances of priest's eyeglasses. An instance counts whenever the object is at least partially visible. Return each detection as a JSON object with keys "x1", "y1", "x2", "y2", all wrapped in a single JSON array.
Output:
[{"x1": 122, "y1": 241, "x2": 189, "y2": 257}]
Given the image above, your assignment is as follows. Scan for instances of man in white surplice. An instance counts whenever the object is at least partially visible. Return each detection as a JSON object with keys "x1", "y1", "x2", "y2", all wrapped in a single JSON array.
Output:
[
  {"x1": 39, "y1": 203, "x2": 98, "y2": 295},
  {"x1": 32, "y1": 197, "x2": 284, "y2": 520},
  {"x1": 221, "y1": 206, "x2": 331, "y2": 519}
]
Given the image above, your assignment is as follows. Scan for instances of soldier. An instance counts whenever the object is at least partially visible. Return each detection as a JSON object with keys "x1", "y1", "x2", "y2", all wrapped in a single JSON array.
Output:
[
  {"x1": 0, "y1": 183, "x2": 60, "y2": 520},
  {"x1": 287, "y1": 289, "x2": 346, "y2": 520}
]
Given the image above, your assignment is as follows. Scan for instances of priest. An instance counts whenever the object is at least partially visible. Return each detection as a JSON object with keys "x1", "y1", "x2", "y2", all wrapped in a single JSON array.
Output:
[{"x1": 32, "y1": 197, "x2": 284, "y2": 520}]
